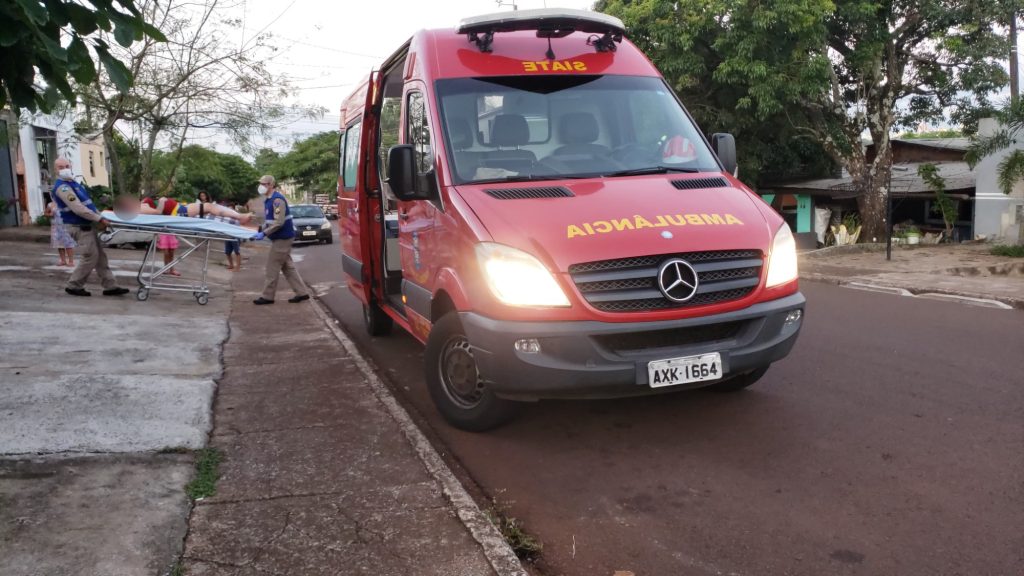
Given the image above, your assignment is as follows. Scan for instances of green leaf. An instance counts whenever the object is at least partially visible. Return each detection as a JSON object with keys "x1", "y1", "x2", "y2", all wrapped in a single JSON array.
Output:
[
  {"x1": 65, "y1": 4, "x2": 100, "y2": 35},
  {"x1": 67, "y1": 36, "x2": 97, "y2": 84},
  {"x1": 113, "y1": 16, "x2": 136, "y2": 47},
  {"x1": 0, "y1": 23, "x2": 25, "y2": 47},
  {"x1": 38, "y1": 32, "x2": 68, "y2": 63},
  {"x1": 96, "y1": 46, "x2": 133, "y2": 92},
  {"x1": 141, "y1": 21, "x2": 167, "y2": 42},
  {"x1": 14, "y1": 0, "x2": 46, "y2": 26}
]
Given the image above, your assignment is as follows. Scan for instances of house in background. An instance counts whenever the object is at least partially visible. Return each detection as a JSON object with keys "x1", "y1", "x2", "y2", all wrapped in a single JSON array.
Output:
[
  {"x1": 974, "y1": 119, "x2": 1024, "y2": 243},
  {"x1": 761, "y1": 138, "x2": 977, "y2": 246},
  {"x1": 0, "y1": 109, "x2": 109, "y2": 227}
]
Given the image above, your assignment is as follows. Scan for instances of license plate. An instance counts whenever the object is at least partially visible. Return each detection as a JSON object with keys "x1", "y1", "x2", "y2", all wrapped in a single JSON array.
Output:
[
  {"x1": 302, "y1": 231, "x2": 317, "y2": 236},
  {"x1": 648, "y1": 353, "x2": 722, "y2": 388}
]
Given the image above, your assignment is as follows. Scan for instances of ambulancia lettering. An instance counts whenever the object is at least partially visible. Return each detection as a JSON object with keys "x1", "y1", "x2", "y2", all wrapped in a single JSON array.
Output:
[{"x1": 566, "y1": 214, "x2": 745, "y2": 238}]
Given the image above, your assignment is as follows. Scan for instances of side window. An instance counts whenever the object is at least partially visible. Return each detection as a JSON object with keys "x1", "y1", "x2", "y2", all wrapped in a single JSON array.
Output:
[
  {"x1": 338, "y1": 131, "x2": 345, "y2": 177},
  {"x1": 406, "y1": 91, "x2": 433, "y2": 174},
  {"x1": 378, "y1": 97, "x2": 402, "y2": 179},
  {"x1": 342, "y1": 121, "x2": 361, "y2": 190}
]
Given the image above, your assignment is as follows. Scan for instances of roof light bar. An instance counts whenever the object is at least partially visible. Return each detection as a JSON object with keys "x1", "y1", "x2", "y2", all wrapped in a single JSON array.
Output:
[{"x1": 457, "y1": 8, "x2": 625, "y2": 54}]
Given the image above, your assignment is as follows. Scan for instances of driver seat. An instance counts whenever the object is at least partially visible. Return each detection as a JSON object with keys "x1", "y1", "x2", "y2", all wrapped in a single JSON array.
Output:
[{"x1": 552, "y1": 112, "x2": 610, "y2": 158}]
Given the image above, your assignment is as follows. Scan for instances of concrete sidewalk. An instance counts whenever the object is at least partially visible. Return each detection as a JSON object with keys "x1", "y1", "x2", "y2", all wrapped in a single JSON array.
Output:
[
  {"x1": 180, "y1": 247, "x2": 524, "y2": 575},
  {"x1": 800, "y1": 243, "x2": 1024, "y2": 308},
  {"x1": 0, "y1": 238, "x2": 232, "y2": 576}
]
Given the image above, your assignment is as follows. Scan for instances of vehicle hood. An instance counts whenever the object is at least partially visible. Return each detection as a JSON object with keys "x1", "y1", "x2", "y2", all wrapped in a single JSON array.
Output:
[
  {"x1": 293, "y1": 217, "x2": 326, "y2": 227},
  {"x1": 453, "y1": 174, "x2": 774, "y2": 272}
]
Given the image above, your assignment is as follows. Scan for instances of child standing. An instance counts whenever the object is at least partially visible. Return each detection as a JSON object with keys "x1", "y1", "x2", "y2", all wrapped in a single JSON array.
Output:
[
  {"x1": 157, "y1": 233, "x2": 181, "y2": 276},
  {"x1": 45, "y1": 194, "x2": 76, "y2": 266},
  {"x1": 224, "y1": 239, "x2": 241, "y2": 271}
]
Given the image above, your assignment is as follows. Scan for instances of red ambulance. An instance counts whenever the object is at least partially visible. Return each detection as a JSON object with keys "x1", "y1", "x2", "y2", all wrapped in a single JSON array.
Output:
[{"x1": 337, "y1": 9, "x2": 804, "y2": 431}]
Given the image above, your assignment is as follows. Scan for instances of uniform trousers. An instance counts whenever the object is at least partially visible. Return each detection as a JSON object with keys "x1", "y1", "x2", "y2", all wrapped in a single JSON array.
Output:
[
  {"x1": 262, "y1": 238, "x2": 309, "y2": 300},
  {"x1": 67, "y1": 227, "x2": 117, "y2": 290}
]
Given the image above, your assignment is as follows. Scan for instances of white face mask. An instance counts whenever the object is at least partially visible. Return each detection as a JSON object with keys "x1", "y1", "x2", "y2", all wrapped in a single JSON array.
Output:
[
  {"x1": 257, "y1": 185, "x2": 268, "y2": 196},
  {"x1": 58, "y1": 168, "x2": 73, "y2": 180}
]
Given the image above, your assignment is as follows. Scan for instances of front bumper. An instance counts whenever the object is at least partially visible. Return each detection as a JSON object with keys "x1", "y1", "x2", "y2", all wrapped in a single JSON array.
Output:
[{"x1": 460, "y1": 292, "x2": 805, "y2": 400}]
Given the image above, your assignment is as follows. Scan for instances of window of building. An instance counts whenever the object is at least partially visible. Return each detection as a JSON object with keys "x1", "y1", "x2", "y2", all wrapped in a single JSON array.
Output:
[{"x1": 88, "y1": 151, "x2": 95, "y2": 177}]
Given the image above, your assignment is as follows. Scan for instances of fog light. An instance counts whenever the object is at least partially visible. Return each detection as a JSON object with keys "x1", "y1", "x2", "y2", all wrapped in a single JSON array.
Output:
[
  {"x1": 785, "y1": 309, "x2": 802, "y2": 324},
  {"x1": 514, "y1": 338, "x2": 541, "y2": 354}
]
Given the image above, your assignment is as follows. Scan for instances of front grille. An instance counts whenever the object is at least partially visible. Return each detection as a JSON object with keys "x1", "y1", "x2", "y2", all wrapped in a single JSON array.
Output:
[
  {"x1": 569, "y1": 250, "x2": 762, "y2": 313},
  {"x1": 593, "y1": 320, "x2": 747, "y2": 352},
  {"x1": 483, "y1": 186, "x2": 574, "y2": 200}
]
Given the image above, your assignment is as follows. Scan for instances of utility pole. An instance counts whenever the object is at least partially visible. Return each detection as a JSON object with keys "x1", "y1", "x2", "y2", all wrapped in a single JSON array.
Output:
[{"x1": 1012, "y1": 11, "x2": 1019, "y2": 107}]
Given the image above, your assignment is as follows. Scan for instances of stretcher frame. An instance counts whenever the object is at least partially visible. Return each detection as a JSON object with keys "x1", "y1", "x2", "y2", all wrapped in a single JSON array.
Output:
[{"x1": 102, "y1": 222, "x2": 244, "y2": 305}]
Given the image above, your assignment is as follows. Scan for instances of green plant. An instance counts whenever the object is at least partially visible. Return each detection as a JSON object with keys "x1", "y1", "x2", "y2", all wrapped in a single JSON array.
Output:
[
  {"x1": 991, "y1": 244, "x2": 1024, "y2": 257},
  {"x1": 918, "y1": 163, "x2": 958, "y2": 239},
  {"x1": 485, "y1": 499, "x2": 542, "y2": 560},
  {"x1": 35, "y1": 214, "x2": 51, "y2": 226},
  {"x1": 905, "y1": 226, "x2": 922, "y2": 237},
  {"x1": 185, "y1": 448, "x2": 222, "y2": 501}
]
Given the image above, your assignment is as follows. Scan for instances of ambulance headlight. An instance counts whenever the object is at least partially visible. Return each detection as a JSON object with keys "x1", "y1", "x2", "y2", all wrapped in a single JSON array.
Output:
[
  {"x1": 766, "y1": 223, "x2": 798, "y2": 288},
  {"x1": 475, "y1": 243, "x2": 570, "y2": 307}
]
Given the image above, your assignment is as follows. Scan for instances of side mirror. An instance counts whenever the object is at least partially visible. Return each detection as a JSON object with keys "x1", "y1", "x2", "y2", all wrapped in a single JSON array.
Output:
[
  {"x1": 387, "y1": 145, "x2": 437, "y2": 202},
  {"x1": 387, "y1": 145, "x2": 416, "y2": 200},
  {"x1": 710, "y1": 133, "x2": 737, "y2": 176}
]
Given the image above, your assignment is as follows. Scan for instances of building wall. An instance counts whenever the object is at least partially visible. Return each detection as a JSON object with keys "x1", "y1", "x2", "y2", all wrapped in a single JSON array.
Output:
[
  {"x1": 78, "y1": 137, "x2": 110, "y2": 188},
  {"x1": 974, "y1": 118, "x2": 1024, "y2": 243}
]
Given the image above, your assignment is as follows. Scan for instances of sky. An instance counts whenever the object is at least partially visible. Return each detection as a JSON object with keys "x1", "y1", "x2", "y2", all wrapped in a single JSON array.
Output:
[{"x1": 207, "y1": 0, "x2": 592, "y2": 154}]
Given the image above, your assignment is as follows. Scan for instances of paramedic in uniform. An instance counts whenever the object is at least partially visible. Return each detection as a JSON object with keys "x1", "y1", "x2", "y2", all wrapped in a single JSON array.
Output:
[
  {"x1": 51, "y1": 158, "x2": 129, "y2": 297},
  {"x1": 252, "y1": 175, "x2": 310, "y2": 305}
]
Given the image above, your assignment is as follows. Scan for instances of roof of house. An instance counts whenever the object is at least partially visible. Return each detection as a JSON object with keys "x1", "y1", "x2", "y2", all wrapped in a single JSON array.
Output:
[
  {"x1": 769, "y1": 161, "x2": 975, "y2": 199},
  {"x1": 891, "y1": 137, "x2": 970, "y2": 151}
]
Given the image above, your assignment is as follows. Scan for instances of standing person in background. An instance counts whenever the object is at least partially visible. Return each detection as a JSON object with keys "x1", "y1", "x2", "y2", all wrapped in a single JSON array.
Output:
[
  {"x1": 51, "y1": 157, "x2": 128, "y2": 297},
  {"x1": 224, "y1": 237, "x2": 241, "y2": 271},
  {"x1": 157, "y1": 232, "x2": 181, "y2": 276},
  {"x1": 251, "y1": 175, "x2": 309, "y2": 305},
  {"x1": 44, "y1": 192, "x2": 76, "y2": 266}
]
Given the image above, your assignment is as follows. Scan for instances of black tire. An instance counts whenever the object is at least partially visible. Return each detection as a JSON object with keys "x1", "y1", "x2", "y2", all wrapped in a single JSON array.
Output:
[
  {"x1": 363, "y1": 300, "x2": 393, "y2": 336},
  {"x1": 326, "y1": 236, "x2": 333, "y2": 244},
  {"x1": 706, "y1": 367, "x2": 769, "y2": 393},
  {"x1": 424, "y1": 313, "x2": 522, "y2": 432}
]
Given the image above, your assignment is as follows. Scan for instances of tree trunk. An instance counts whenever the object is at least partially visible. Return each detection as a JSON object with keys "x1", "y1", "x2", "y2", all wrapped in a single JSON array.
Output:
[
  {"x1": 856, "y1": 180, "x2": 888, "y2": 242},
  {"x1": 103, "y1": 125, "x2": 125, "y2": 196}
]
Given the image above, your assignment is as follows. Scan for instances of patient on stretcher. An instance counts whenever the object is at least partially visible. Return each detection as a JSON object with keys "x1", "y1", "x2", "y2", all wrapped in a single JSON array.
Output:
[{"x1": 116, "y1": 195, "x2": 252, "y2": 224}]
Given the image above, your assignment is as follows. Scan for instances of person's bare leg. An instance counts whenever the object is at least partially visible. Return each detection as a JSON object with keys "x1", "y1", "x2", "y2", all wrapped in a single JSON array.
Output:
[
  {"x1": 66, "y1": 247, "x2": 74, "y2": 266},
  {"x1": 164, "y1": 248, "x2": 180, "y2": 276},
  {"x1": 186, "y1": 202, "x2": 252, "y2": 223},
  {"x1": 58, "y1": 248, "x2": 68, "y2": 266}
]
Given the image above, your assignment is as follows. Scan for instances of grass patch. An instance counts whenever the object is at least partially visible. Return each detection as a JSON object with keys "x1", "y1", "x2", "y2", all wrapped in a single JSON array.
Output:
[
  {"x1": 185, "y1": 448, "x2": 222, "y2": 501},
  {"x1": 991, "y1": 244, "x2": 1024, "y2": 257},
  {"x1": 485, "y1": 499, "x2": 542, "y2": 560},
  {"x1": 167, "y1": 562, "x2": 183, "y2": 576}
]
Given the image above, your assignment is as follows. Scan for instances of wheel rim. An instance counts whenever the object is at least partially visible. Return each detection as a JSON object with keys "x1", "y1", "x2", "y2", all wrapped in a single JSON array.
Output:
[{"x1": 438, "y1": 336, "x2": 484, "y2": 409}]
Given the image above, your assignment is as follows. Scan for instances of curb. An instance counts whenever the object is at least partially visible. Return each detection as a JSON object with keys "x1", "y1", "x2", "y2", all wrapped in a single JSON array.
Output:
[
  {"x1": 308, "y1": 299, "x2": 528, "y2": 576},
  {"x1": 803, "y1": 274, "x2": 1023, "y2": 310}
]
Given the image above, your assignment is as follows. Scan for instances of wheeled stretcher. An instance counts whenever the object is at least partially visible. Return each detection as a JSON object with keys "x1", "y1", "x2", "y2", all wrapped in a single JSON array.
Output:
[{"x1": 99, "y1": 212, "x2": 257, "y2": 305}]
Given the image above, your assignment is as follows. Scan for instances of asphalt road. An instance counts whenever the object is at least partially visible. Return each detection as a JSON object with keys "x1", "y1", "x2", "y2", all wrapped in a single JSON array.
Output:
[{"x1": 293, "y1": 226, "x2": 1023, "y2": 576}]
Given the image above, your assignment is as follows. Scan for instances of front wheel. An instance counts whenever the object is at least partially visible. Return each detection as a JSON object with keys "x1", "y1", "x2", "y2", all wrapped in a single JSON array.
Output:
[
  {"x1": 425, "y1": 314, "x2": 521, "y2": 432},
  {"x1": 706, "y1": 367, "x2": 769, "y2": 393},
  {"x1": 363, "y1": 300, "x2": 393, "y2": 336}
]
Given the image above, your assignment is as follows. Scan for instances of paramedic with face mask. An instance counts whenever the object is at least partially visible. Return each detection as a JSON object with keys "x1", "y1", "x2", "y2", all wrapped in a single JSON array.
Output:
[
  {"x1": 251, "y1": 175, "x2": 310, "y2": 305},
  {"x1": 51, "y1": 158, "x2": 129, "y2": 297}
]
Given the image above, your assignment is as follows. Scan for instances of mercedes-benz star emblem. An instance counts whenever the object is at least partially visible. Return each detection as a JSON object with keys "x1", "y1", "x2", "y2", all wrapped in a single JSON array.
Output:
[{"x1": 657, "y1": 258, "x2": 699, "y2": 302}]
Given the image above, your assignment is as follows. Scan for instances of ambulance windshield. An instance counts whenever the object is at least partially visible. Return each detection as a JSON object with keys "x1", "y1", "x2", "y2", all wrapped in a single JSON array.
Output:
[{"x1": 436, "y1": 75, "x2": 720, "y2": 185}]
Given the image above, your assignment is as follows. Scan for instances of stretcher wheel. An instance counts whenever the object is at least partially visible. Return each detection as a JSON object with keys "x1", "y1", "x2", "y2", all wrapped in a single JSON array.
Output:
[
  {"x1": 136, "y1": 288, "x2": 149, "y2": 301},
  {"x1": 196, "y1": 293, "x2": 209, "y2": 306}
]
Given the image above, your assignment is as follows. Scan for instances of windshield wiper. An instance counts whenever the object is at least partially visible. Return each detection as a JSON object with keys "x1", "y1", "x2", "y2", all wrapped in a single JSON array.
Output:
[
  {"x1": 471, "y1": 173, "x2": 592, "y2": 185},
  {"x1": 602, "y1": 166, "x2": 701, "y2": 177}
]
